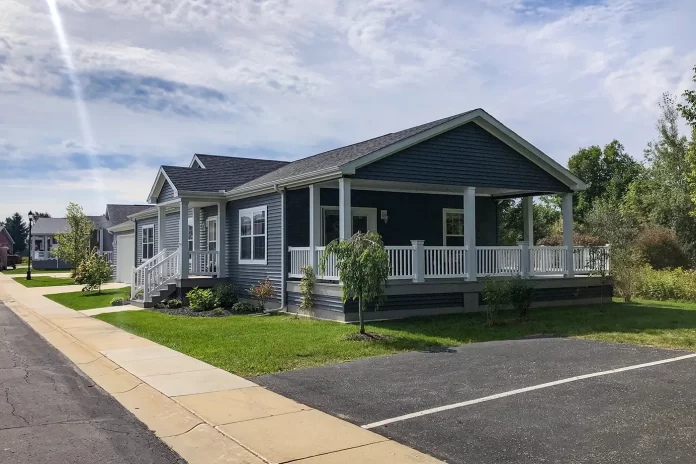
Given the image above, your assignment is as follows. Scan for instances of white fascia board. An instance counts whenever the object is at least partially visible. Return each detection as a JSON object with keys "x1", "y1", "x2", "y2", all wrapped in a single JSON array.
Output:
[
  {"x1": 189, "y1": 155, "x2": 206, "y2": 168},
  {"x1": 107, "y1": 221, "x2": 135, "y2": 233},
  {"x1": 340, "y1": 108, "x2": 587, "y2": 192},
  {"x1": 128, "y1": 208, "x2": 158, "y2": 221},
  {"x1": 146, "y1": 167, "x2": 179, "y2": 203},
  {"x1": 177, "y1": 191, "x2": 226, "y2": 200}
]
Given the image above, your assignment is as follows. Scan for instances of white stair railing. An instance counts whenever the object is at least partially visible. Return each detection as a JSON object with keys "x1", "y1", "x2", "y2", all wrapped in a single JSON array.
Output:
[
  {"x1": 131, "y1": 248, "x2": 168, "y2": 299},
  {"x1": 142, "y1": 248, "x2": 181, "y2": 303}
]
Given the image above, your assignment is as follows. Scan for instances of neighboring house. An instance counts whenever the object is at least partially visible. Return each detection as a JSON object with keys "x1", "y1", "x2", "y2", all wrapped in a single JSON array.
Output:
[
  {"x1": 31, "y1": 204, "x2": 150, "y2": 270},
  {"x1": 123, "y1": 108, "x2": 611, "y2": 320},
  {"x1": 0, "y1": 226, "x2": 15, "y2": 254}
]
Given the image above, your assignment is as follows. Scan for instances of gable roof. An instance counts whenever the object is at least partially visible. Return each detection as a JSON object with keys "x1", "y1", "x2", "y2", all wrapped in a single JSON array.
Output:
[
  {"x1": 0, "y1": 226, "x2": 15, "y2": 244},
  {"x1": 149, "y1": 156, "x2": 289, "y2": 201},
  {"x1": 228, "y1": 108, "x2": 587, "y2": 195},
  {"x1": 105, "y1": 204, "x2": 151, "y2": 228},
  {"x1": 31, "y1": 218, "x2": 70, "y2": 235}
]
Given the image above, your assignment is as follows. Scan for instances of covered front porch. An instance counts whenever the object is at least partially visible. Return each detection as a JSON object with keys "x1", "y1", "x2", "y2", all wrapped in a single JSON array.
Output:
[{"x1": 286, "y1": 178, "x2": 610, "y2": 283}]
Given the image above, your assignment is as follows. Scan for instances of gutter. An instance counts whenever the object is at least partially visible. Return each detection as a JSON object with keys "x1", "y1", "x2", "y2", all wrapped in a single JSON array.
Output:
[{"x1": 274, "y1": 184, "x2": 287, "y2": 312}]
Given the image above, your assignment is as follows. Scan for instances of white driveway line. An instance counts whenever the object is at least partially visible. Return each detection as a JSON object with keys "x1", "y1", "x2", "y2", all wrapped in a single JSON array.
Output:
[{"x1": 362, "y1": 353, "x2": 696, "y2": 429}]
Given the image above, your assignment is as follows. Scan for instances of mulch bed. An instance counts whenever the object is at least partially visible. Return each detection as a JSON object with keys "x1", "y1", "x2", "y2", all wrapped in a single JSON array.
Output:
[
  {"x1": 343, "y1": 332, "x2": 392, "y2": 342},
  {"x1": 147, "y1": 306, "x2": 263, "y2": 317}
]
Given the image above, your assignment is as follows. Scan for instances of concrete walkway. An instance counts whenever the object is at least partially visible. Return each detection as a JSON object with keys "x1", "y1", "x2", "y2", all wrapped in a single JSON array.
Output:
[{"x1": 0, "y1": 274, "x2": 442, "y2": 464}]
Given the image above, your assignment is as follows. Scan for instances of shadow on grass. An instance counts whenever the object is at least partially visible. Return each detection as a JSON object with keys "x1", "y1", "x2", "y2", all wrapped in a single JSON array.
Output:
[{"x1": 366, "y1": 300, "x2": 696, "y2": 351}]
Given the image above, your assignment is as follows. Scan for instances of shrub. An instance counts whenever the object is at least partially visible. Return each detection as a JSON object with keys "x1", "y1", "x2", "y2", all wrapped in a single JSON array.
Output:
[
  {"x1": 509, "y1": 276, "x2": 533, "y2": 320},
  {"x1": 248, "y1": 277, "x2": 275, "y2": 310},
  {"x1": 481, "y1": 279, "x2": 511, "y2": 326},
  {"x1": 74, "y1": 249, "x2": 113, "y2": 293},
  {"x1": 612, "y1": 247, "x2": 645, "y2": 302},
  {"x1": 187, "y1": 287, "x2": 217, "y2": 312},
  {"x1": 635, "y1": 267, "x2": 696, "y2": 301},
  {"x1": 167, "y1": 299, "x2": 182, "y2": 309},
  {"x1": 213, "y1": 282, "x2": 238, "y2": 308},
  {"x1": 213, "y1": 307, "x2": 226, "y2": 316},
  {"x1": 232, "y1": 301, "x2": 259, "y2": 313},
  {"x1": 299, "y1": 265, "x2": 315, "y2": 310},
  {"x1": 633, "y1": 225, "x2": 689, "y2": 270},
  {"x1": 111, "y1": 297, "x2": 126, "y2": 306},
  {"x1": 537, "y1": 232, "x2": 606, "y2": 247}
]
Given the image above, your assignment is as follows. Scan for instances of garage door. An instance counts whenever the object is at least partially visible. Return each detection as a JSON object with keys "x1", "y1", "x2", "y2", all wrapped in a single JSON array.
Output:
[{"x1": 116, "y1": 234, "x2": 135, "y2": 284}]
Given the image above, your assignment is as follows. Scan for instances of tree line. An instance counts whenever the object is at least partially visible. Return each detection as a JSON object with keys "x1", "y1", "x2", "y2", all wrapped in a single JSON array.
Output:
[{"x1": 500, "y1": 65, "x2": 696, "y2": 269}]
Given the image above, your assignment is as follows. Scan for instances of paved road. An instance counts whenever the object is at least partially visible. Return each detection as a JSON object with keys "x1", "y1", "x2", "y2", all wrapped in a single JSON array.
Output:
[
  {"x1": 0, "y1": 302, "x2": 185, "y2": 464},
  {"x1": 258, "y1": 337, "x2": 696, "y2": 464}
]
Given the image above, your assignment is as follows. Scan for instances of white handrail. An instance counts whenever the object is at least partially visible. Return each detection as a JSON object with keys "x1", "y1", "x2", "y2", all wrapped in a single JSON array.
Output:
[
  {"x1": 424, "y1": 246, "x2": 468, "y2": 278},
  {"x1": 142, "y1": 248, "x2": 181, "y2": 302},
  {"x1": 131, "y1": 248, "x2": 169, "y2": 299},
  {"x1": 190, "y1": 250, "x2": 219, "y2": 276}
]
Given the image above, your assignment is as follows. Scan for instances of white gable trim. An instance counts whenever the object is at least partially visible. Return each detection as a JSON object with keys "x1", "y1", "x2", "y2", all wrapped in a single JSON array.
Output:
[
  {"x1": 340, "y1": 109, "x2": 587, "y2": 192},
  {"x1": 189, "y1": 155, "x2": 206, "y2": 169},
  {"x1": 146, "y1": 167, "x2": 178, "y2": 204}
]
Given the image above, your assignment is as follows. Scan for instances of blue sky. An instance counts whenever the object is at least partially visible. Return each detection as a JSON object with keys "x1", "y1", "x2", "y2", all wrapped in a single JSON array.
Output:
[{"x1": 1, "y1": 0, "x2": 695, "y2": 219}]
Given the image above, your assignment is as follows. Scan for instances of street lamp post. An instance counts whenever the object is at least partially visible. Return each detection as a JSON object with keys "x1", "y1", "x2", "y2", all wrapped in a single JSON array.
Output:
[{"x1": 26, "y1": 211, "x2": 34, "y2": 281}]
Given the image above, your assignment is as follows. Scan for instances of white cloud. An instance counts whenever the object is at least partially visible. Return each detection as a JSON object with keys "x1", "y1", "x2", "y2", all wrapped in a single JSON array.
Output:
[{"x1": 1, "y1": 0, "x2": 695, "y2": 220}]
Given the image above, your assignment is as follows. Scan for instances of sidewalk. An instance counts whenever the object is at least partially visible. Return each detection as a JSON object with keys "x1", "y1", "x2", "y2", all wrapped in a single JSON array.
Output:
[{"x1": 0, "y1": 274, "x2": 442, "y2": 464}]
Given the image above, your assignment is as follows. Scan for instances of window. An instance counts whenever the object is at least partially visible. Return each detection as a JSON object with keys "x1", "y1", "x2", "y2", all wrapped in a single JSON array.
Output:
[
  {"x1": 207, "y1": 217, "x2": 218, "y2": 251},
  {"x1": 239, "y1": 206, "x2": 266, "y2": 264},
  {"x1": 141, "y1": 225, "x2": 155, "y2": 260},
  {"x1": 443, "y1": 209, "x2": 464, "y2": 246}
]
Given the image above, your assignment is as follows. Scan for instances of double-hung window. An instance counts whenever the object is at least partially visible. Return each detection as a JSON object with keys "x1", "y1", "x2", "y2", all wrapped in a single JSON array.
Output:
[
  {"x1": 207, "y1": 217, "x2": 218, "y2": 251},
  {"x1": 443, "y1": 209, "x2": 464, "y2": 246},
  {"x1": 141, "y1": 225, "x2": 155, "y2": 260},
  {"x1": 239, "y1": 206, "x2": 266, "y2": 264}
]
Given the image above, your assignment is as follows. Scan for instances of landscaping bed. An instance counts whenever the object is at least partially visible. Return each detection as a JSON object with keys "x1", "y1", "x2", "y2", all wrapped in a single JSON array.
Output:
[
  {"x1": 96, "y1": 299, "x2": 696, "y2": 377},
  {"x1": 46, "y1": 287, "x2": 131, "y2": 310},
  {"x1": 147, "y1": 305, "x2": 263, "y2": 317}
]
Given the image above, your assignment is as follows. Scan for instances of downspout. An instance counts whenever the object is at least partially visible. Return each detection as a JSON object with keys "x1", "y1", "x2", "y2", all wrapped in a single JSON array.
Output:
[{"x1": 274, "y1": 184, "x2": 287, "y2": 312}]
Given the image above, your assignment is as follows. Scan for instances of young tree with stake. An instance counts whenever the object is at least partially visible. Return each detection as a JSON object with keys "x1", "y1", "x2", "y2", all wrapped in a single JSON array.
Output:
[{"x1": 320, "y1": 231, "x2": 390, "y2": 334}]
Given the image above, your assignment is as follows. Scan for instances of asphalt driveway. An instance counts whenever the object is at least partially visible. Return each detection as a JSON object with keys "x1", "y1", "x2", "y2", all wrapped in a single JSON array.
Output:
[{"x1": 256, "y1": 337, "x2": 696, "y2": 463}]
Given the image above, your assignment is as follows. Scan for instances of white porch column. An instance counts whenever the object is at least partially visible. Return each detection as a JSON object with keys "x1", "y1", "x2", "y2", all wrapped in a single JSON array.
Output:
[
  {"x1": 562, "y1": 193, "x2": 574, "y2": 278},
  {"x1": 99, "y1": 229, "x2": 104, "y2": 253},
  {"x1": 309, "y1": 184, "x2": 321, "y2": 273},
  {"x1": 463, "y1": 187, "x2": 477, "y2": 281},
  {"x1": 522, "y1": 196, "x2": 533, "y2": 245},
  {"x1": 338, "y1": 178, "x2": 352, "y2": 241},
  {"x1": 157, "y1": 205, "x2": 166, "y2": 254},
  {"x1": 411, "y1": 240, "x2": 425, "y2": 283},
  {"x1": 179, "y1": 199, "x2": 189, "y2": 279},
  {"x1": 217, "y1": 201, "x2": 227, "y2": 278},
  {"x1": 192, "y1": 208, "x2": 201, "y2": 252}
]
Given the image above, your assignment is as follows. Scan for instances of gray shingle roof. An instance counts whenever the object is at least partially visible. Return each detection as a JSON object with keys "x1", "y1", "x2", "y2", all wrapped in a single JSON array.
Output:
[
  {"x1": 31, "y1": 218, "x2": 69, "y2": 235},
  {"x1": 0, "y1": 227, "x2": 15, "y2": 244},
  {"x1": 163, "y1": 156, "x2": 289, "y2": 193},
  {"x1": 231, "y1": 111, "x2": 475, "y2": 191},
  {"x1": 105, "y1": 204, "x2": 151, "y2": 228}
]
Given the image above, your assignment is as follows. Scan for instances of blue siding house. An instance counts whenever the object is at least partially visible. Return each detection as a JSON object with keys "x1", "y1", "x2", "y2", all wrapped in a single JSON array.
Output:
[{"x1": 120, "y1": 108, "x2": 611, "y2": 320}]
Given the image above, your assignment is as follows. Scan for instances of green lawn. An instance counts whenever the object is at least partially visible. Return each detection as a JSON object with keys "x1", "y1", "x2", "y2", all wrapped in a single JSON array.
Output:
[
  {"x1": 96, "y1": 299, "x2": 696, "y2": 377},
  {"x1": 46, "y1": 287, "x2": 131, "y2": 311},
  {"x1": 2, "y1": 268, "x2": 72, "y2": 275},
  {"x1": 13, "y1": 276, "x2": 76, "y2": 288}
]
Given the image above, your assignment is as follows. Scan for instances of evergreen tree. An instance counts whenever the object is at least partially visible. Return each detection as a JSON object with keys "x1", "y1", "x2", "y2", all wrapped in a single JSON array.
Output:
[{"x1": 3, "y1": 213, "x2": 28, "y2": 254}]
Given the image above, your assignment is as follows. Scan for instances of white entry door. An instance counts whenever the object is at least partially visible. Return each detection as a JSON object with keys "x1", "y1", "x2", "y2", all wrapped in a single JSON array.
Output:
[{"x1": 116, "y1": 234, "x2": 135, "y2": 283}]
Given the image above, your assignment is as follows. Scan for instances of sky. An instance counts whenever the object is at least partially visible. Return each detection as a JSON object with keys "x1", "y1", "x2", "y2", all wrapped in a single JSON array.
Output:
[{"x1": 1, "y1": 0, "x2": 695, "y2": 220}]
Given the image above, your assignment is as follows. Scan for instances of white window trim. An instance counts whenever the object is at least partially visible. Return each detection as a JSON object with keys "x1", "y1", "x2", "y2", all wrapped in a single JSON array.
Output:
[
  {"x1": 206, "y1": 216, "x2": 218, "y2": 252},
  {"x1": 442, "y1": 208, "x2": 464, "y2": 246},
  {"x1": 188, "y1": 218, "x2": 194, "y2": 252},
  {"x1": 238, "y1": 206, "x2": 267, "y2": 265},
  {"x1": 140, "y1": 224, "x2": 155, "y2": 260}
]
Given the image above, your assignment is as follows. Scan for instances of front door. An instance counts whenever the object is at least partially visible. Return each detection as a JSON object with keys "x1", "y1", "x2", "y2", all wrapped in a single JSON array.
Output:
[{"x1": 322, "y1": 207, "x2": 378, "y2": 244}]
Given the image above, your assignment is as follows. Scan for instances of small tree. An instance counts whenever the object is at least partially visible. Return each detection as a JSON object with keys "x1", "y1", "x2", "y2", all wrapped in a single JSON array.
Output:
[
  {"x1": 299, "y1": 265, "x2": 315, "y2": 311},
  {"x1": 248, "y1": 277, "x2": 275, "y2": 310},
  {"x1": 320, "y1": 231, "x2": 390, "y2": 335},
  {"x1": 52, "y1": 203, "x2": 93, "y2": 274},
  {"x1": 74, "y1": 248, "x2": 112, "y2": 293}
]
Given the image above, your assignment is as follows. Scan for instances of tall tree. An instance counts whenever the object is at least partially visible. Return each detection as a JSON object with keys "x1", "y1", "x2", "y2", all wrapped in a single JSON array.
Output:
[
  {"x1": 3, "y1": 213, "x2": 28, "y2": 254},
  {"x1": 51, "y1": 203, "x2": 93, "y2": 272},
  {"x1": 567, "y1": 140, "x2": 643, "y2": 222},
  {"x1": 34, "y1": 212, "x2": 51, "y2": 218},
  {"x1": 677, "y1": 65, "x2": 696, "y2": 126},
  {"x1": 497, "y1": 197, "x2": 560, "y2": 245},
  {"x1": 633, "y1": 93, "x2": 696, "y2": 260}
]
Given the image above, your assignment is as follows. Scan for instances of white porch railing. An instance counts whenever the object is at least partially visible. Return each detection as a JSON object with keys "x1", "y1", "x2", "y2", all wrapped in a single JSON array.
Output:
[
  {"x1": 476, "y1": 246, "x2": 521, "y2": 277},
  {"x1": 100, "y1": 251, "x2": 114, "y2": 264},
  {"x1": 190, "y1": 251, "x2": 219, "y2": 276},
  {"x1": 424, "y1": 246, "x2": 468, "y2": 278},
  {"x1": 289, "y1": 244, "x2": 611, "y2": 282},
  {"x1": 386, "y1": 246, "x2": 414, "y2": 279},
  {"x1": 288, "y1": 247, "x2": 312, "y2": 278},
  {"x1": 33, "y1": 251, "x2": 51, "y2": 260}
]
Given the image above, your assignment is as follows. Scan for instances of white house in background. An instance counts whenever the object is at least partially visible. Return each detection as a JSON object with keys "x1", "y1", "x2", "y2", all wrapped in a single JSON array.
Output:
[
  {"x1": 31, "y1": 204, "x2": 150, "y2": 270},
  {"x1": 114, "y1": 108, "x2": 611, "y2": 320}
]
